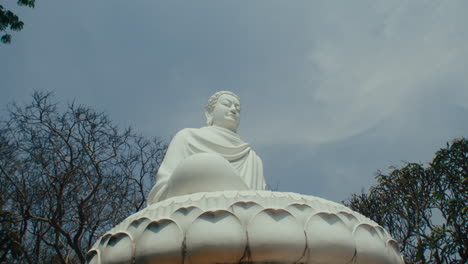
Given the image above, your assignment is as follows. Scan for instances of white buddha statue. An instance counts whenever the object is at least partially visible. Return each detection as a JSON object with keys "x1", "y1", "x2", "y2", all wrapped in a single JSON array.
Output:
[
  {"x1": 148, "y1": 91, "x2": 266, "y2": 204},
  {"x1": 90, "y1": 91, "x2": 404, "y2": 264}
]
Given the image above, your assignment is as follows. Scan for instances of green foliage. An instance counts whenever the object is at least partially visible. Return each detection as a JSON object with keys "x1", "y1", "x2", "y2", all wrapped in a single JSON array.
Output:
[
  {"x1": 0, "y1": 1, "x2": 34, "y2": 44},
  {"x1": 1, "y1": 33, "x2": 11, "y2": 43},
  {"x1": 344, "y1": 138, "x2": 467, "y2": 264},
  {"x1": 17, "y1": 0, "x2": 35, "y2": 8}
]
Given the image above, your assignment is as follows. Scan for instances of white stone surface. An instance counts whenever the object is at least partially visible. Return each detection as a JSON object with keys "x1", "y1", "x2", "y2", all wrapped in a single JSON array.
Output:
[
  {"x1": 89, "y1": 91, "x2": 404, "y2": 263},
  {"x1": 148, "y1": 91, "x2": 266, "y2": 204},
  {"x1": 87, "y1": 190, "x2": 405, "y2": 264},
  {"x1": 164, "y1": 153, "x2": 249, "y2": 199}
]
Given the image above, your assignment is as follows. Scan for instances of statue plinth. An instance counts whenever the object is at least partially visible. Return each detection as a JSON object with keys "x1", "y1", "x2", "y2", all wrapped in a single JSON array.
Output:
[{"x1": 87, "y1": 190, "x2": 404, "y2": 264}]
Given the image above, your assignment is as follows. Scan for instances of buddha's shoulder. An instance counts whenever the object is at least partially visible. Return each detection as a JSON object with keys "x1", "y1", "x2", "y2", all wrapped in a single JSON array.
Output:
[{"x1": 174, "y1": 127, "x2": 202, "y2": 138}]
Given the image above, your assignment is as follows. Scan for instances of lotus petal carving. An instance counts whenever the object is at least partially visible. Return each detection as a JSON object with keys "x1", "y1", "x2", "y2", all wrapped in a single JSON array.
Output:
[{"x1": 88, "y1": 190, "x2": 404, "y2": 264}]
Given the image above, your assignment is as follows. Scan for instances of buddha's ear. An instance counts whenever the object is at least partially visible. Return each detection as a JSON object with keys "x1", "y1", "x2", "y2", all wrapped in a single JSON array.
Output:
[{"x1": 204, "y1": 110, "x2": 213, "y2": 126}]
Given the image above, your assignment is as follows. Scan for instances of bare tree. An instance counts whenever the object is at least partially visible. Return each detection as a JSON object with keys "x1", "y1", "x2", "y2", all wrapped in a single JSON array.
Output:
[{"x1": 0, "y1": 91, "x2": 166, "y2": 263}]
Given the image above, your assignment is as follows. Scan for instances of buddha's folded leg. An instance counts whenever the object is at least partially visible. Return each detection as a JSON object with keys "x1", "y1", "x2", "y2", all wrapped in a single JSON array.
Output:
[{"x1": 163, "y1": 153, "x2": 248, "y2": 200}]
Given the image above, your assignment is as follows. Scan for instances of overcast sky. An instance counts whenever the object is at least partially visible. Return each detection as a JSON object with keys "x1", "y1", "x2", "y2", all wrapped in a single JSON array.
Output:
[{"x1": 2, "y1": 0, "x2": 467, "y2": 203}]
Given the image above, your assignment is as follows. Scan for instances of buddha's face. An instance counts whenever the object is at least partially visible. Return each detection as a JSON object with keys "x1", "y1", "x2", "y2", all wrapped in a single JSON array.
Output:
[{"x1": 209, "y1": 94, "x2": 241, "y2": 132}]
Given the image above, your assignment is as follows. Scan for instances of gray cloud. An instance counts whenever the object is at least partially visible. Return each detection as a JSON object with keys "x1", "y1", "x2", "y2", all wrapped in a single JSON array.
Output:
[
  {"x1": 1, "y1": 0, "x2": 466, "y2": 202},
  {"x1": 245, "y1": 0, "x2": 468, "y2": 145}
]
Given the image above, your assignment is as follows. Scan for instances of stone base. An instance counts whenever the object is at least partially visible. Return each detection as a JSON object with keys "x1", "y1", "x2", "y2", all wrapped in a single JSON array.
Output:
[{"x1": 87, "y1": 191, "x2": 404, "y2": 264}]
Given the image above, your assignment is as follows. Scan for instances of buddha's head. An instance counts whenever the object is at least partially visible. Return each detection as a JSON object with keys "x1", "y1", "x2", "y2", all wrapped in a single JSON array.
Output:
[{"x1": 205, "y1": 91, "x2": 241, "y2": 133}]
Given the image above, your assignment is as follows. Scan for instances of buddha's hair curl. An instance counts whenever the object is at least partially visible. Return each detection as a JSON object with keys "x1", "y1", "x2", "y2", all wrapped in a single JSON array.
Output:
[{"x1": 204, "y1": 91, "x2": 240, "y2": 114}]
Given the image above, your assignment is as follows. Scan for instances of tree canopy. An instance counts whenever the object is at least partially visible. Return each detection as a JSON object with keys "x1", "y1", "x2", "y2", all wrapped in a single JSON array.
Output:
[
  {"x1": 344, "y1": 138, "x2": 467, "y2": 264},
  {"x1": 0, "y1": 0, "x2": 35, "y2": 44},
  {"x1": 0, "y1": 92, "x2": 166, "y2": 263}
]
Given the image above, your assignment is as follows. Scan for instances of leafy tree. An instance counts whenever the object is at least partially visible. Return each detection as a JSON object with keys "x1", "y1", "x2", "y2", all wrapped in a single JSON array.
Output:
[
  {"x1": 0, "y1": 91, "x2": 166, "y2": 263},
  {"x1": 0, "y1": 0, "x2": 35, "y2": 44},
  {"x1": 344, "y1": 138, "x2": 467, "y2": 264}
]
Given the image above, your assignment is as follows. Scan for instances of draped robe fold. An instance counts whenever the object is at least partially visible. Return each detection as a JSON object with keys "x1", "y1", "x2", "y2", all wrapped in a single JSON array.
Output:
[{"x1": 148, "y1": 126, "x2": 265, "y2": 204}]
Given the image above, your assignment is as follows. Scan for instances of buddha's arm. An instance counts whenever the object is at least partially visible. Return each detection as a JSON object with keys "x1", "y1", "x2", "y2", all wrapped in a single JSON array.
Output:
[
  {"x1": 256, "y1": 156, "x2": 266, "y2": 190},
  {"x1": 148, "y1": 130, "x2": 190, "y2": 204}
]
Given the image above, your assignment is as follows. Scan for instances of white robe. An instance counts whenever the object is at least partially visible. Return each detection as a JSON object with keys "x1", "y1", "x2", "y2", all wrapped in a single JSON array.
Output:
[{"x1": 148, "y1": 126, "x2": 265, "y2": 204}]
